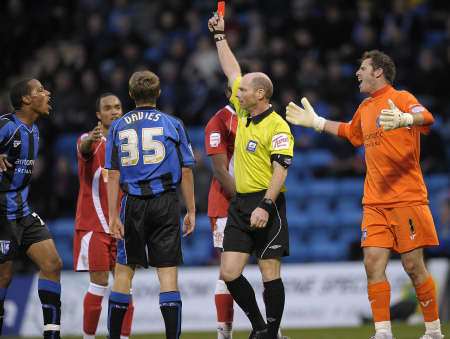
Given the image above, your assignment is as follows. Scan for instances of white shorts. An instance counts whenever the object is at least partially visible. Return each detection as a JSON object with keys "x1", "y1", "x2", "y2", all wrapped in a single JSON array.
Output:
[{"x1": 210, "y1": 217, "x2": 227, "y2": 249}]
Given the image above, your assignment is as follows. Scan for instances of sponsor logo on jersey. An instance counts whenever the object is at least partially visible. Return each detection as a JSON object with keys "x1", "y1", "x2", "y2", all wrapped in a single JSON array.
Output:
[
  {"x1": 246, "y1": 140, "x2": 258, "y2": 153},
  {"x1": 420, "y1": 299, "x2": 432, "y2": 307},
  {"x1": 209, "y1": 132, "x2": 221, "y2": 148},
  {"x1": 271, "y1": 133, "x2": 290, "y2": 150}
]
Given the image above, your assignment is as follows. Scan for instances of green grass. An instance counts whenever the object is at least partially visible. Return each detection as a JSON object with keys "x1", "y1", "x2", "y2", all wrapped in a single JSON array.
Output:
[{"x1": 6, "y1": 323, "x2": 449, "y2": 339}]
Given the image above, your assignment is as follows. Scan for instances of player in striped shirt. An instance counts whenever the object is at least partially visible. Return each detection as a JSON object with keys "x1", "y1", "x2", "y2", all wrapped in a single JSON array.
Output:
[
  {"x1": 105, "y1": 70, "x2": 196, "y2": 339},
  {"x1": 0, "y1": 79, "x2": 62, "y2": 338},
  {"x1": 73, "y1": 93, "x2": 133, "y2": 339}
]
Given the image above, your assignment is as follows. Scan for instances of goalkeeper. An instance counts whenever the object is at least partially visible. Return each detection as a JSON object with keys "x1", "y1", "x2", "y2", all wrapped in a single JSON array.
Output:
[{"x1": 286, "y1": 50, "x2": 443, "y2": 339}]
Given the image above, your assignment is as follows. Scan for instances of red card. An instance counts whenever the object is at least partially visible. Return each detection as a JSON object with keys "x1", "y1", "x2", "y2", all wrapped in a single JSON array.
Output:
[{"x1": 217, "y1": 1, "x2": 225, "y2": 16}]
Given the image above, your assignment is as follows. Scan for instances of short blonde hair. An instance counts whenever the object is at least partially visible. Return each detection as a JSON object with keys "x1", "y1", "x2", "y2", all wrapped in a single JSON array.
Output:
[{"x1": 129, "y1": 70, "x2": 160, "y2": 103}]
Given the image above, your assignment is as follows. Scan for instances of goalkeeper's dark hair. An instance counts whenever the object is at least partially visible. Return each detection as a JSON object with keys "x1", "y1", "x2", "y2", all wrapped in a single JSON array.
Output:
[
  {"x1": 361, "y1": 50, "x2": 396, "y2": 84},
  {"x1": 10, "y1": 79, "x2": 33, "y2": 110},
  {"x1": 129, "y1": 70, "x2": 160, "y2": 104},
  {"x1": 95, "y1": 92, "x2": 118, "y2": 111}
]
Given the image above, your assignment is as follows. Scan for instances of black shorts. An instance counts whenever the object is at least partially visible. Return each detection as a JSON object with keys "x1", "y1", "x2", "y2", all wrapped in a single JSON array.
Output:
[
  {"x1": 0, "y1": 212, "x2": 52, "y2": 264},
  {"x1": 223, "y1": 191, "x2": 289, "y2": 259},
  {"x1": 117, "y1": 191, "x2": 182, "y2": 268}
]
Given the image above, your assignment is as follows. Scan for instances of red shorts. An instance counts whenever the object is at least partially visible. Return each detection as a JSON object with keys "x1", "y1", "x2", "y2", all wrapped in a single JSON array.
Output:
[
  {"x1": 361, "y1": 205, "x2": 439, "y2": 253},
  {"x1": 73, "y1": 230, "x2": 117, "y2": 271}
]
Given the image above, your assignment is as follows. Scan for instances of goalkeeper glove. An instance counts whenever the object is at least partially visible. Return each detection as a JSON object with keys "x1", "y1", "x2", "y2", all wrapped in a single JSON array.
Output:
[
  {"x1": 286, "y1": 97, "x2": 326, "y2": 132},
  {"x1": 379, "y1": 99, "x2": 413, "y2": 131}
]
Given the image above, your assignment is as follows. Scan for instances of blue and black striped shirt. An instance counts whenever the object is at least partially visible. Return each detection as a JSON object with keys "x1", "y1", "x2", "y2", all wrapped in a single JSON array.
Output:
[
  {"x1": 105, "y1": 107, "x2": 195, "y2": 197},
  {"x1": 0, "y1": 114, "x2": 39, "y2": 219}
]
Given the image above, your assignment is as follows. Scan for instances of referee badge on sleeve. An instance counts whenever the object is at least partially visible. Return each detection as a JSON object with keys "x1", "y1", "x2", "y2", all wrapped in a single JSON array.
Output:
[{"x1": 246, "y1": 140, "x2": 258, "y2": 153}]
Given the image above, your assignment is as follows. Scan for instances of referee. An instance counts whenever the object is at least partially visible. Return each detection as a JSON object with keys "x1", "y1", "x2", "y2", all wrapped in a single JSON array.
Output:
[{"x1": 209, "y1": 14, "x2": 294, "y2": 339}]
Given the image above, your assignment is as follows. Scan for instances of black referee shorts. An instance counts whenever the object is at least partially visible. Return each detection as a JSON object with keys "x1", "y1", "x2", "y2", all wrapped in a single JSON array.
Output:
[
  {"x1": 223, "y1": 191, "x2": 289, "y2": 259},
  {"x1": 117, "y1": 191, "x2": 183, "y2": 268}
]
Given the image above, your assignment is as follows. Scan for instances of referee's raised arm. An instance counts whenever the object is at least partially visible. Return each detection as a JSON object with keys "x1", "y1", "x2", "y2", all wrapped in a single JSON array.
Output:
[{"x1": 208, "y1": 13, "x2": 241, "y2": 86}]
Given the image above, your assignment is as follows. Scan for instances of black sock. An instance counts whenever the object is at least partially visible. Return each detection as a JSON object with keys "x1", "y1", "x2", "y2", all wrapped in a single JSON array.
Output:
[
  {"x1": 107, "y1": 291, "x2": 130, "y2": 339},
  {"x1": 263, "y1": 278, "x2": 285, "y2": 339},
  {"x1": 226, "y1": 275, "x2": 266, "y2": 331},
  {"x1": 38, "y1": 279, "x2": 61, "y2": 339},
  {"x1": 159, "y1": 291, "x2": 182, "y2": 339}
]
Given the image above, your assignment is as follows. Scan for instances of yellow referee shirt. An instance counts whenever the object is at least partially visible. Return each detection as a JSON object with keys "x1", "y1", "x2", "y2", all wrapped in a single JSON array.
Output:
[{"x1": 230, "y1": 77, "x2": 294, "y2": 193}]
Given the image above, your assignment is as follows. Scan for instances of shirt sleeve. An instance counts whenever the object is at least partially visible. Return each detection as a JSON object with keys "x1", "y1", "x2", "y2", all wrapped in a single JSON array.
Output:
[
  {"x1": 337, "y1": 107, "x2": 364, "y2": 147},
  {"x1": 396, "y1": 90, "x2": 434, "y2": 134},
  {"x1": 105, "y1": 122, "x2": 119, "y2": 170},
  {"x1": 229, "y1": 76, "x2": 248, "y2": 118},
  {"x1": 177, "y1": 120, "x2": 196, "y2": 167},
  {"x1": 204, "y1": 113, "x2": 228, "y2": 156},
  {"x1": 0, "y1": 119, "x2": 15, "y2": 149},
  {"x1": 269, "y1": 118, "x2": 294, "y2": 157}
]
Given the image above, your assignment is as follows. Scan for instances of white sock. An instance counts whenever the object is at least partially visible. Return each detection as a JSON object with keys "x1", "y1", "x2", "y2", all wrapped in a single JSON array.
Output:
[
  {"x1": 217, "y1": 322, "x2": 232, "y2": 339},
  {"x1": 425, "y1": 319, "x2": 441, "y2": 334},
  {"x1": 375, "y1": 321, "x2": 392, "y2": 334},
  {"x1": 83, "y1": 335, "x2": 95, "y2": 339},
  {"x1": 88, "y1": 282, "x2": 107, "y2": 296}
]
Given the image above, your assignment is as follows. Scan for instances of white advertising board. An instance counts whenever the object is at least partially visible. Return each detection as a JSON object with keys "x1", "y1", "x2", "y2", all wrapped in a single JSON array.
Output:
[{"x1": 20, "y1": 259, "x2": 448, "y2": 335}]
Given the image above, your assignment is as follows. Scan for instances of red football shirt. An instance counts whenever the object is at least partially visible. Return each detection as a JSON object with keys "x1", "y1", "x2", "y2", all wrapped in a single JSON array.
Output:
[
  {"x1": 204, "y1": 105, "x2": 237, "y2": 218},
  {"x1": 75, "y1": 134, "x2": 111, "y2": 233}
]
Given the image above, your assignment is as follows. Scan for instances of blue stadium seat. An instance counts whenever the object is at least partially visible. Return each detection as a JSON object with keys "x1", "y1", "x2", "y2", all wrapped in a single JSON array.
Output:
[
  {"x1": 303, "y1": 149, "x2": 334, "y2": 168},
  {"x1": 337, "y1": 178, "x2": 364, "y2": 197},
  {"x1": 425, "y1": 174, "x2": 449, "y2": 194}
]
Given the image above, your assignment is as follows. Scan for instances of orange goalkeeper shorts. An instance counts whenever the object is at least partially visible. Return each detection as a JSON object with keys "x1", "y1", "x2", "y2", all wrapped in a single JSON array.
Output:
[{"x1": 361, "y1": 205, "x2": 439, "y2": 253}]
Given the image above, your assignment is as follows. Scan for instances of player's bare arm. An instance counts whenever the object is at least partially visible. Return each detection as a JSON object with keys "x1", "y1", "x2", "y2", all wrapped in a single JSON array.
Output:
[
  {"x1": 210, "y1": 153, "x2": 236, "y2": 198},
  {"x1": 0, "y1": 154, "x2": 12, "y2": 172},
  {"x1": 208, "y1": 14, "x2": 241, "y2": 85},
  {"x1": 107, "y1": 169, "x2": 124, "y2": 239},
  {"x1": 250, "y1": 162, "x2": 287, "y2": 229},
  {"x1": 79, "y1": 121, "x2": 103, "y2": 156},
  {"x1": 180, "y1": 167, "x2": 196, "y2": 237},
  {"x1": 286, "y1": 97, "x2": 341, "y2": 136}
]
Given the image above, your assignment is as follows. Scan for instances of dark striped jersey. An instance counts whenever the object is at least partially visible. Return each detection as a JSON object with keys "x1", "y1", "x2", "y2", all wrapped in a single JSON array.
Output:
[
  {"x1": 0, "y1": 114, "x2": 39, "y2": 219},
  {"x1": 105, "y1": 107, "x2": 195, "y2": 197}
]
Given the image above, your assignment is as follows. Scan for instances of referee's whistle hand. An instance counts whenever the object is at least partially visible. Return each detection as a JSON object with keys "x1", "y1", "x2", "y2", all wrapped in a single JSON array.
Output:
[{"x1": 250, "y1": 208, "x2": 269, "y2": 228}]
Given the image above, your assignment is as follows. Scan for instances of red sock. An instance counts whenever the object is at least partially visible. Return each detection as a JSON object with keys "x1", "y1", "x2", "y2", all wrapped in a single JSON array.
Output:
[
  {"x1": 83, "y1": 293, "x2": 103, "y2": 335},
  {"x1": 215, "y1": 280, "x2": 234, "y2": 324},
  {"x1": 121, "y1": 296, "x2": 134, "y2": 337},
  {"x1": 83, "y1": 283, "x2": 107, "y2": 335}
]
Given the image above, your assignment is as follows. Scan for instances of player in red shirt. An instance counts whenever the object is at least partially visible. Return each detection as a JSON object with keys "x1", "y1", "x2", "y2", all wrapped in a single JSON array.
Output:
[
  {"x1": 204, "y1": 90, "x2": 238, "y2": 339},
  {"x1": 73, "y1": 93, "x2": 133, "y2": 339}
]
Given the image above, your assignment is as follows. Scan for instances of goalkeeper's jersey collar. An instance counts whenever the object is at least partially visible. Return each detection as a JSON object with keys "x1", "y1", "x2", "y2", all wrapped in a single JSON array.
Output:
[{"x1": 370, "y1": 85, "x2": 393, "y2": 98}]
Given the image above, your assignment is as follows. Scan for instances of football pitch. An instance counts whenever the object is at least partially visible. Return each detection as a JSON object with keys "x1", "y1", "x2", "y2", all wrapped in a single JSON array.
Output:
[{"x1": 8, "y1": 323, "x2": 449, "y2": 339}]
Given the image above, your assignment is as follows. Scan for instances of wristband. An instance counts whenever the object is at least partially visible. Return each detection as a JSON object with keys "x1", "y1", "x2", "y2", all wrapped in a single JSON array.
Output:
[
  {"x1": 258, "y1": 198, "x2": 274, "y2": 213},
  {"x1": 214, "y1": 34, "x2": 226, "y2": 42}
]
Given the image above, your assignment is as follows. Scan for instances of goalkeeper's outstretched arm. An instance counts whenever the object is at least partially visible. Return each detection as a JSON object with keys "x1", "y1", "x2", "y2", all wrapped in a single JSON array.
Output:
[
  {"x1": 208, "y1": 14, "x2": 241, "y2": 86},
  {"x1": 285, "y1": 97, "x2": 341, "y2": 136}
]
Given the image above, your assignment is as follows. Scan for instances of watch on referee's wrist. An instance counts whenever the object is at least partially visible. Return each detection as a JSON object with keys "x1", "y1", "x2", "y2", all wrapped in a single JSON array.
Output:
[{"x1": 258, "y1": 198, "x2": 274, "y2": 213}]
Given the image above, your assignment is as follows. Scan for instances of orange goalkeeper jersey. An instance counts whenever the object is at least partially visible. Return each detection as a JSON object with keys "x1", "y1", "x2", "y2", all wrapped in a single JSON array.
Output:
[{"x1": 338, "y1": 85, "x2": 434, "y2": 207}]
